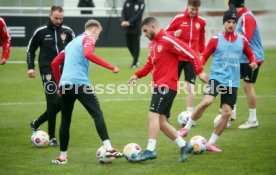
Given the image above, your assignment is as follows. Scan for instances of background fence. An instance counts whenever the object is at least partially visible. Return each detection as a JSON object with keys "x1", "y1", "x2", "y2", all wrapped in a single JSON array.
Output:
[{"x1": 0, "y1": 0, "x2": 275, "y2": 47}]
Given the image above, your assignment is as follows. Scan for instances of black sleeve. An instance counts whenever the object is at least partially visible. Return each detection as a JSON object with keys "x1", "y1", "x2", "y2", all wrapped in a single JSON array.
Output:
[
  {"x1": 26, "y1": 30, "x2": 40, "y2": 70},
  {"x1": 121, "y1": 1, "x2": 127, "y2": 21},
  {"x1": 62, "y1": 24, "x2": 75, "y2": 43},
  {"x1": 128, "y1": 0, "x2": 145, "y2": 25},
  {"x1": 67, "y1": 27, "x2": 75, "y2": 42}
]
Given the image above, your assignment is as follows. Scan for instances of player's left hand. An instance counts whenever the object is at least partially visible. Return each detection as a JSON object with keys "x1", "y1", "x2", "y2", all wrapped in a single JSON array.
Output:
[
  {"x1": 249, "y1": 62, "x2": 258, "y2": 70},
  {"x1": 174, "y1": 29, "x2": 182, "y2": 37},
  {"x1": 0, "y1": 59, "x2": 6, "y2": 65}
]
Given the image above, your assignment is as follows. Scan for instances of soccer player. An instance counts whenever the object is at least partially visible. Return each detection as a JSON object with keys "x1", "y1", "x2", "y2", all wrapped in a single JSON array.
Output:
[
  {"x1": 121, "y1": 0, "x2": 145, "y2": 68},
  {"x1": 0, "y1": 17, "x2": 11, "y2": 65},
  {"x1": 128, "y1": 17, "x2": 208, "y2": 162},
  {"x1": 166, "y1": 0, "x2": 206, "y2": 116},
  {"x1": 51, "y1": 19, "x2": 121, "y2": 164},
  {"x1": 229, "y1": 0, "x2": 264, "y2": 129},
  {"x1": 178, "y1": 8, "x2": 258, "y2": 152},
  {"x1": 26, "y1": 5, "x2": 75, "y2": 146}
]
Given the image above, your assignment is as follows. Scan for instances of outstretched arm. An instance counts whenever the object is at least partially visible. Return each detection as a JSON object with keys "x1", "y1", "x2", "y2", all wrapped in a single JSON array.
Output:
[
  {"x1": 83, "y1": 36, "x2": 118, "y2": 72},
  {"x1": 163, "y1": 36, "x2": 203, "y2": 74},
  {"x1": 201, "y1": 36, "x2": 218, "y2": 65},
  {"x1": 129, "y1": 54, "x2": 153, "y2": 86}
]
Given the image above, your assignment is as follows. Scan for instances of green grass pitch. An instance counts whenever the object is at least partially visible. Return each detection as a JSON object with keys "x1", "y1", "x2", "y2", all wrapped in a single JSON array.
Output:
[{"x1": 0, "y1": 47, "x2": 275, "y2": 175}]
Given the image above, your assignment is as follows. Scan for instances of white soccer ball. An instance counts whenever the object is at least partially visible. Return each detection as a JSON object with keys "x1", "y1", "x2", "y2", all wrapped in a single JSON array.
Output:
[
  {"x1": 214, "y1": 114, "x2": 231, "y2": 128},
  {"x1": 177, "y1": 111, "x2": 192, "y2": 127},
  {"x1": 189, "y1": 135, "x2": 207, "y2": 154},
  {"x1": 96, "y1": 146, "x2": 114, "y2": 164},
  {"x1": 123, "y1": 143, "x2": 142, "y2": 161},
  {"x1": 31, "y1": 130, "x2": 49, "y2": 147}
]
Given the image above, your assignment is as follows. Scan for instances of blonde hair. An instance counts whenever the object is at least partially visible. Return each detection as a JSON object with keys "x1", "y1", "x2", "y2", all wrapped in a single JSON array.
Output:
[{"x1": 85, "y1": 19, "x2": 102, "y2": 31}]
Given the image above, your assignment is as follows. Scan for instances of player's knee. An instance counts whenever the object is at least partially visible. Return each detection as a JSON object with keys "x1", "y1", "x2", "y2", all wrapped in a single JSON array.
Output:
[
  {"x1": 92, "y1": 110, "x2": 103, "y2": 119},
  {"x1": 222, "y1": 109, "x2": 231, "y2": 117},
  {"x1": 221, "y1": 105, "x2": 232, "y2": 117}
]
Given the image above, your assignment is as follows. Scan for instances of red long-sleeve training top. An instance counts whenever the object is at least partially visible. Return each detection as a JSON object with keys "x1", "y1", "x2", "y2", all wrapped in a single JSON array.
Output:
[
  {"x1": 135, "y1": 29, "x2": 203, "y2": 92},
  {"x1": 0, "y1": 17, "x2": 11, "y2": 60}
]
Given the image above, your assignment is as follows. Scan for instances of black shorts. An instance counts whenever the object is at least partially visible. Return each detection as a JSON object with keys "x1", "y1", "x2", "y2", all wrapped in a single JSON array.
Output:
[
  {"x1": 204, "y1": 79, "x2": 237, "y2": 109},
  {"x1": 149, "y1": 87, "x2": 177, "y2": 118},
  {"x1": 178, "y1": 61, "x2": 196, "y2": 84},
  {"x1": 240, "y1": 63, "x2": 261, "y2": 83}
]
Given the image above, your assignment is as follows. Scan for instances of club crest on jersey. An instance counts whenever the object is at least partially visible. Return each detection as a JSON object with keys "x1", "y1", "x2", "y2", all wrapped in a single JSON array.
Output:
[
  {"x1": 195, "y1": 22, "x2": 200, "y2": 30},
  {"x1": 157, "y1": 45, "x2": 163, "y2": 52},
  {"x1": 45, "y1": 74, "x2": 52, "y2": 82},
  {"x1": 61, "y1": 33, "x2": 67, "y2": 43}
]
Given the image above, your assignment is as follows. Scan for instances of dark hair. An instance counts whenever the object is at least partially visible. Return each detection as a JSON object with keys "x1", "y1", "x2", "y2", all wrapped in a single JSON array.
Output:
[
  {"x1": 141, "y1": 17, "x2": 158, "y2": 26},
  {"x1": 51, "y1": 5, "x2": 64, "y2": 13},
  {"x1": 223, "y1": 9, "x2": 238, "y2": 24},
  {"x1": 228, "y1": 0, "x2": 245, "y2": 8},
  {"x1": 188, "y1": 0, "x2": 201, "y2": 7}
]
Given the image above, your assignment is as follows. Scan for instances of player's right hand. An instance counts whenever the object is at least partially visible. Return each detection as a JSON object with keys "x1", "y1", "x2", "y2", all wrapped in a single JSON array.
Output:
[
  {"x1": 57, "y1": 89, "x2": 61, "y2": 97},
  {"x1": 128, "y1": 75, "x2": 138, "y2": 87},
  {"x1": 121, "y1": 21, "x2": 130, "y2": 27},
  {"x1": 113, "y1": 66, "x2": 119, "y2": 73},
  {"x1": 198, "y1": 72, "x2": 208, "y2": 83},
  {"x1": 27, "y1": 69, "x2": 36, "y2": 78},
  {"x1": 0, "y1": 59, "x2": 7, "y2": 65}
]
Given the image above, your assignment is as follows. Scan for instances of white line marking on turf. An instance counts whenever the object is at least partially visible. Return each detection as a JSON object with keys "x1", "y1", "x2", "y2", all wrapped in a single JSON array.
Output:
[
  {"x1": 1, "y1": 95, "x2": 276, "y2": 106},
  {"x1": 6, "y1": 61, "x2": 38, "y2": 64}
]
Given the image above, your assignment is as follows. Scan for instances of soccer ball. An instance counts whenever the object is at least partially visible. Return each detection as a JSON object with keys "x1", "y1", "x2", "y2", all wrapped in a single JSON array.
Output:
[
  {"x1": 214, "y1": 114, "x2": 231, "y2": 128},
  {"x1": 31, "y1": 130, "x2": 49, "y2": 147},
  {"x1": 189, "y1": 135, "x2": 207, "y2": 154},
  {"x1": 96, "y1": 146, "x2": 114, "y2": 164},
  {"x1": 177, "y1": 111, "x2": 192, "y2": 127},
  {"x1": 123, "y1": 143, "x2": 142, "y2": 161}
]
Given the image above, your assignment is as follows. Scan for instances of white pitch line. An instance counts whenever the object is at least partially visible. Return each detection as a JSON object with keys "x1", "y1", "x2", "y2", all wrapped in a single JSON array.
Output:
[
  {"x1": 0, "y1": 102, "x2": 45, "y2": 106},
  {"x1": 1, "y1": 95, "x2": 276, "y2": 106},
  {"x1": 6, "y1": 61, "x2": 38, "y2": 64}
]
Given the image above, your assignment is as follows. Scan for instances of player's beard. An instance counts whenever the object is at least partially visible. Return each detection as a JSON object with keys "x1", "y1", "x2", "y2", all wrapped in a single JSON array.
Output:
[
  {"x1": 188, "y1": 11, "x2": 196, "y2": 18},
  {"x1": 148, "y1": 31, "x2": 155, "y2": 40}
]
